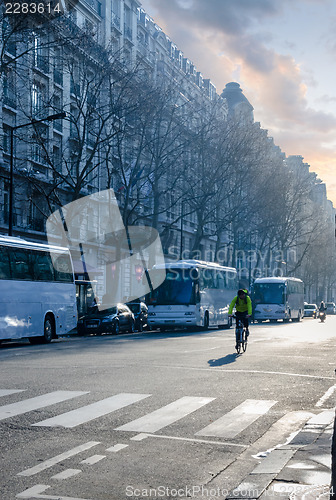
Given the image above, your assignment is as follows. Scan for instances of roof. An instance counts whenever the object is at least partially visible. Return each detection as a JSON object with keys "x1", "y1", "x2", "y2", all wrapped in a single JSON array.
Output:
[
  {"x1": 0, "y1": 235, "x2": 68, "y2": 253},
  {"x1": 221, "y1": 82, "x2": 254, "y2": 117},
  {"x1": 253, "y1": 277, "x2": 303, "y2": 284},
  {"x1": 153, "y1": 260, "x2": 236, "y2": 272}
]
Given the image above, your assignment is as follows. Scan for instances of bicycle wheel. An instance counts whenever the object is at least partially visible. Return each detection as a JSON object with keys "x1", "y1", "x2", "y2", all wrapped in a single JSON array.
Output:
[
  {"x1": 235, "y1": 327, "x2": 242, "y2": 354},
  {"x1": 242, "y1": 329, "x2": 247, "y2": 352}
]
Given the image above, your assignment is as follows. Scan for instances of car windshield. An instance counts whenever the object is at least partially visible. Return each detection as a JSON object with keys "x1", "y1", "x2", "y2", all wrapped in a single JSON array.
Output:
[
  {"x1": 304, "y1": 305, "x2": 315, "y2": 309},
  {"x1": 128, "y1": 304, "x2": 140, "y2": 313},
  {"x1": 89, "y1": 305, "x2": 117, "y2": 315}
]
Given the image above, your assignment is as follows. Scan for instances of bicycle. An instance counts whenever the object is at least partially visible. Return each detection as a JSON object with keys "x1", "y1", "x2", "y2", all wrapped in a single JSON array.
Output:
[{"x1": 233, "y1": 315, "x2": 248, "y2": 354}]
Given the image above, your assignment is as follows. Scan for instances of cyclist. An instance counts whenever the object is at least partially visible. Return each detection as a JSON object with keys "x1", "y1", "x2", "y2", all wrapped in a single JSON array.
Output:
[{"x1": 228, "y1": 289, "x2": 252, "y2": 349}]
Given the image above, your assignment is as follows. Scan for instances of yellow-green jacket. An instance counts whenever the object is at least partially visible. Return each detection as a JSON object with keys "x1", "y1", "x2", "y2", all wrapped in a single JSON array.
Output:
[{"x1": 228, "y1": 295, "x2": 252, "y2": 315}]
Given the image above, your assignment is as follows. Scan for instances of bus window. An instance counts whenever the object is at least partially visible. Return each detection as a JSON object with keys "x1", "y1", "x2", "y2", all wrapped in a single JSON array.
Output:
[
  {"x1": 52, "y1": 253, "x2": 74, "y2": 283},
  {"x1": 33, "y1": 251, "x2": 54, "y2": 281},
  {"x1": 0, "y1": 246, "x2": 11, "y2": 280},
  {"x1": 10, "y1": 248, "x2": 34, "y2": 281}
]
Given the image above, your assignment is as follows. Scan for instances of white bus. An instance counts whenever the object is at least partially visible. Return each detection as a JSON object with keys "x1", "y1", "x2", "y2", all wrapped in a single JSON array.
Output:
[
  {"x1": 146, "y1": 260, "x2": 238, "y2": 331},
  {"x1": 252, "y1": 277, "x2": 304, "y2": 323},
  {"x1": 0, "y1": 235, "x2": 77, "y2": 344}
]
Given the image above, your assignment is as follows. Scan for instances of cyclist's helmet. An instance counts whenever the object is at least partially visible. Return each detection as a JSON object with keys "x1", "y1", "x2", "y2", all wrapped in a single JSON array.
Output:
[{"x1": 237, "y1": 289, "x2": 247, "y2": 296}]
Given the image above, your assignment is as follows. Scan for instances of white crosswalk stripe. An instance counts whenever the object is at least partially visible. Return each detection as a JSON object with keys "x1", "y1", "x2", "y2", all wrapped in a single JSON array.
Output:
[
  {"x1": 0, "y1": 389, "x2": 25, "y2": 397},
  {"x1": 32, "y1": 393, "x2": 151, "y2": 428},
  {"x1": 18, "y1": 441, "x2": 100, "y2": 476},
  {"x1": 116, "y1": 396, "x2": 215, "y2": 433},
  {"x1": 195, "y1": 399, "x2": 278, "y2": 438},
  {"x1": 0, "y1": 391, "x2": 88, "y2": 422},
  {"x1": 0, "y1": 390, "x2": 280, "y2": 442}
]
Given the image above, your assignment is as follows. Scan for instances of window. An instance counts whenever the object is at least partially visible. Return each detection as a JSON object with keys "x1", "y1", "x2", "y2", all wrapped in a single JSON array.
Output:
[
  {"x1": 31, "y1": 82, "x2": 45, "y2": 116},
  {"x1": 10, "y1": 248, "x2": 34, "y2": 281},
  {"x1": 33, "y1": 32, "x2": 49, "y2": 72},
  {"x1": 51, "y1": 253, "x2": 74, "y2": 282},
  {"x1": 3, "y1": 67, "x2": 16, "y2": 108},
  {"x1": 3, "y1": 182, "x2": 9, "y2": 224},
  {"x1": 0, "y1": 246, "x2": 11, "y2": 280},
  {"x1": 3, "y1": 125, "x2": 12, "y2": 154}
]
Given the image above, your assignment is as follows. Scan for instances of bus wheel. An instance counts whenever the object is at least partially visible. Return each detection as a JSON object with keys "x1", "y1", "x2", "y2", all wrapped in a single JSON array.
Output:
[
  {"x1": 42, "y1": 316, "x2": 54, "y2": 343},
  {"x1": 203, "y1": 312, "x2": 209, "y2": 330}
]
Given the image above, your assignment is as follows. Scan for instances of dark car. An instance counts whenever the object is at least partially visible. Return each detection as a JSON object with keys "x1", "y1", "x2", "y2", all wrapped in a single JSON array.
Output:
[
  {"x1": 126, "y1": 301, "x2": 148, "y2": 332},
  {"x1": 77, "y1": 303, "x2": 135, "y2": 335}
]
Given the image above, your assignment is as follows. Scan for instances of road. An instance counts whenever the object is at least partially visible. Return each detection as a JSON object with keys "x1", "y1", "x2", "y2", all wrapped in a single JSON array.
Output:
[{"x1": 0, "y1": 316, "x2": 335, "y2": 500}]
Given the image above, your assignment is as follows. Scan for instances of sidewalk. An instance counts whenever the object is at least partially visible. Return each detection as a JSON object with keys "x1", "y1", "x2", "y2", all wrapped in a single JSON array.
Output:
[{"x1": 226, "y1": 409, "x2": 335, "y2": 499}]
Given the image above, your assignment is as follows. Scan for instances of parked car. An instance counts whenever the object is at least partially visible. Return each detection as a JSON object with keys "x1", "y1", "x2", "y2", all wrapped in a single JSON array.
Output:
[
  {"x1": 303, "y1": 303, "x2": 318, "y2": 318},
  {"x1": 126, "y1": 301, "x2": 148, "y2": 331},
  {"x1": 77, "y1": 303, "x2": 135, "y2": 335},
  {"x1": 326, "y1": 302, "x2": 336, "y2": 315}
]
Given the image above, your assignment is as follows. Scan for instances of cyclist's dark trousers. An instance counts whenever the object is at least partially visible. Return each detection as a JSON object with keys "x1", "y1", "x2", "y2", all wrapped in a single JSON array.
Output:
[{"x1": 235, "y1": 311, "x2": 249, "y2": 343}]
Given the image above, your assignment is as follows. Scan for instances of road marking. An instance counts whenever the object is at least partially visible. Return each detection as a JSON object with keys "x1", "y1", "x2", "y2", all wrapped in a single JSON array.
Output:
[
  {"x1": 130, "y1": 433, "x2": 149, "y2": 441},
  {"x1": 196, "y1": 399, "x2": 277, "y2": 438},
  {"x1": 116, "y1": 396, "x2": 215, "y2": 433},
  {"x1": 307, "y1": 409, "x2": 335, "y2": 425},
  {"x1": 316, "y1": 384, "x2": 336, "y2": 407},
  {"x1": 153, "y1": 365, "x2": 335, "y2": 380},
  {"x1": 183, "y1": 346, "x2": 221, "y2": 353},
  {"x1": 17, "y1": 441, "x2": 100, "y2": 477},
  {"x1": 51, "y1": 469, "x2": 81, "y2": 480},
  {"x1": 133, "y1": 432, "x2": 247, "y2": 447},
  {"x1": 80, "y1": 455, "x2": 106, "y2": 465},
  {"x1": 33, "y1": 393, "x2": 151, "y2": 428},
  {"x1": 0, "y1": 389, "x2": 25, "y2": 397},
  {"x1": 16, "y1": 484, "x2": 93, "y2": 499},
  {"x1": 0, "y1": 391, "x2": 88, "y2": 422},
  {"x1": 106, "y1": 444, "x2": 128, "y2": 452}
]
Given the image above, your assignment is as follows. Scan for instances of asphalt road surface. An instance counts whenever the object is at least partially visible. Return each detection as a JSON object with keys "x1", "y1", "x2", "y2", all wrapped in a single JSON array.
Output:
[{"x1": 0, "y1": 316, "x2": 335, "y2": 500}]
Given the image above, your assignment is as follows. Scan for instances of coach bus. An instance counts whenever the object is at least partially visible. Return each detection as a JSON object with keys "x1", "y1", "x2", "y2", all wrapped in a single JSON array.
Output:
[
  {"x1": 146, "y1": 260, "x2": 238, "y2": 331},
  {"x1": 0, "y1": 235, "x2": 77, "y2": 344},
  {"x1": 252, "y1": 277, "x2": 304, "y2": 323}
]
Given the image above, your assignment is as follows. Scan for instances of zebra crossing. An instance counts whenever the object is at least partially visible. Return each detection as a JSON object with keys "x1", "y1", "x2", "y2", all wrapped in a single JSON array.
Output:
[{"x1": 0, "y1": 387, "x2": 278, "y2": 441}]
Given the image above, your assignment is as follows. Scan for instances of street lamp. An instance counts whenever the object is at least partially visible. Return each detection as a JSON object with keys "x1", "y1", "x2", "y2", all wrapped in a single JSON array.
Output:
[{"x1": 8, "y1": 112, "x2": 66, "y2": 236}]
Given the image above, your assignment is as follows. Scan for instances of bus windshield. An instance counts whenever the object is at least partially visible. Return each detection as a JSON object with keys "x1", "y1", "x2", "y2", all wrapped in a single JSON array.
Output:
[
  {"x1": 253, "y1": 283, "x2": 285, "y2": 305},
  {"x1": 148, "y1": 268, "x2": 195, "y2": 305}
]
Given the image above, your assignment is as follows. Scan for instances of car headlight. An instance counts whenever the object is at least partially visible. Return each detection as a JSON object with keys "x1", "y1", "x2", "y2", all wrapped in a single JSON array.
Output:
[
  {"x1": 148, "y1": 312, "x2": 156, "y2": 316},
  {"x1": 184, "y1": 312, "x2": 194, "y2": 316},
  {"x1": 102, "y1": 317, "x2": 113, "y2": 323}
]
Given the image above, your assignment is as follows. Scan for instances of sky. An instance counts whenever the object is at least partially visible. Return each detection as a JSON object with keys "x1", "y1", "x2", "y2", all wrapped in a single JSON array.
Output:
[{"x1": 139, "y1": 0, "x2": 336, "y2": 206}]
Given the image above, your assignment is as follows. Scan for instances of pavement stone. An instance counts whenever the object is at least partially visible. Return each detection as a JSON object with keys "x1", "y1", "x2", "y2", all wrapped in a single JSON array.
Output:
[{"x1": 226, "y1": 409, "x2": 335, "y2": 500}]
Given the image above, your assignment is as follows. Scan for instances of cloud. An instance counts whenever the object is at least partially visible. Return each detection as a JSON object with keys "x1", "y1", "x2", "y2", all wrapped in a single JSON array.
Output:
[{"x1": 140, "y1": 0, "x2": 336, "y2": 204}]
